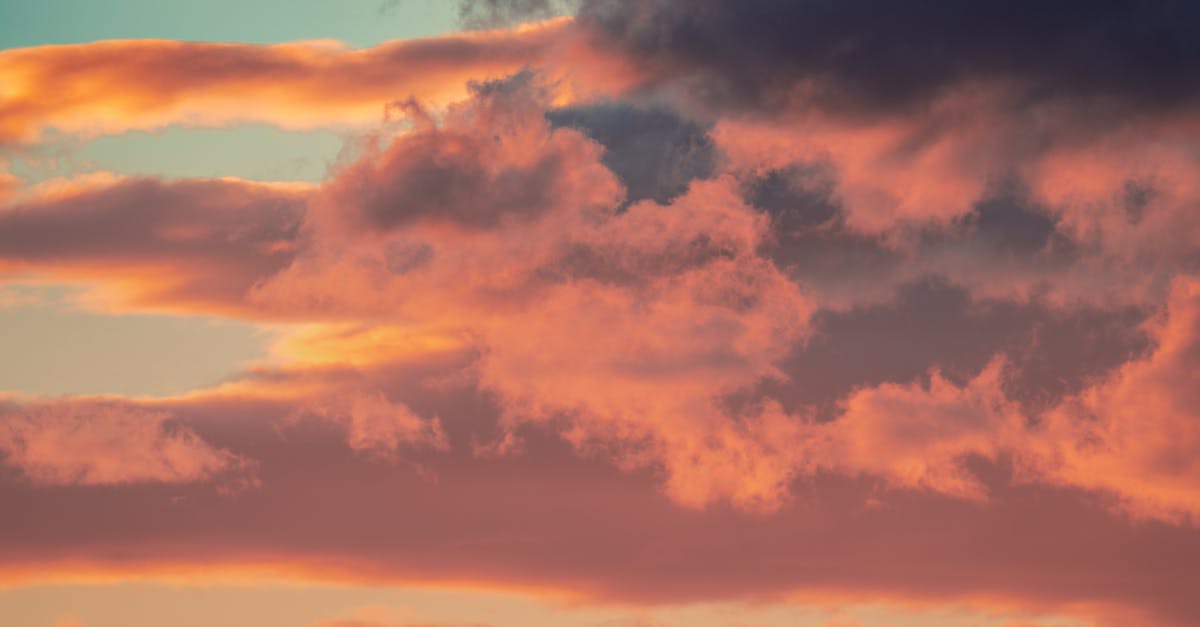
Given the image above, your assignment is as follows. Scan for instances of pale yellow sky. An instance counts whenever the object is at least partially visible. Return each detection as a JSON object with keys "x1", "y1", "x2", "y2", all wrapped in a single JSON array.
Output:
[
  {"x1": 0, "y1": 581, "x2": 1090, "y2": 627},
  {"x1": 0, "y1": 284, "x2": 270, "y2": 397}
]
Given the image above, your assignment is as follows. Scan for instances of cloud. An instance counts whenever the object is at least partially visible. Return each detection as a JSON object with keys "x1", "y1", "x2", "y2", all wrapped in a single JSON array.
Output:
[
  {"x1": 0, "y1": 166, "x2": 19, "y2": 204},
  {"x1": 546, "y1": 101, "x2": 716, "y2": 205},
  {"x1": 3, "y1": 7, "x2": 1200, "y2": 624},
  {"x1": 573, "y1": 0, "x2": 1200, "y2": 116},
  {"x1": 306, "y1": 391, "x2": 449, "y2": 461},
  {"x1": 711, "y1": 98, "x2": 1200, "y2": 310},
  {"x1": 0, "y1": 22, "x2": 571, "y2": 143},
  {"x1": 254, "y1": 74, "x2": 815, "y2": 509},
  {"x1": 320, "y1": 72, "x2": 619, "y2": 233},
  {"x1": 1030, "y1": 276, "x2": 1200, "y2": 522},
  {"x1": 0, "y1": 176, "x2": 308, "y2": 315},
  {"x1": 1, "y1": 377, "x2": 1198, "y2": 626},
  {"x1": 818, "y1": 357, "x2": 1022, "y2": 500},
  {"x1": 4, "y1": 64, "x2": 1196, "y2": 519},
  {"x1": 0, "y1": 400, "x2": 246, "y2": 486},
  {"x1": 781, "y1": 275, "x2": 1200, "y2": 522}
]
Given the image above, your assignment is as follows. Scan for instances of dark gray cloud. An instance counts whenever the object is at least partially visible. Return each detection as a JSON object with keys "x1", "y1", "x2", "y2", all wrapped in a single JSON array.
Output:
[
  {"x1": 565, "y1": 0, "x2": 1200, "y2": 116},
  {"x1": 959, "y1": 180, "x2": 1070, "y2": 255},
  {"x1": 742, "y1": 163, "x2": 840, "y2": 231},
  {"x1": 546, "y1": 102, "x2": 716, "y2": 205},
  {"x1": 736, "y1": 277, "x2": 1150, "y2": 417}
]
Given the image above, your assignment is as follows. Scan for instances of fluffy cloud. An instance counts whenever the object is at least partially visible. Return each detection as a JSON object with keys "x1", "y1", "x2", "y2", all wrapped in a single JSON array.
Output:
[
  {"x1": 307, "y1": 391, "x2": 449, "y2": 460},
  {"x1": 1031, "y1": 276, "x2": 1200, "y2": 522},
  {"x1": 0, "y1": 400, "x2": 245, "y2": 486},
  {"x1": 819, "y1": 358, "x2": 1022, "y2": 500},
  {"x1": 2, "y1": 5, "x2": 1200, "y2": 624},
  {"x1": 254, "y1": 73, "x2": 815, "y2": 509}
]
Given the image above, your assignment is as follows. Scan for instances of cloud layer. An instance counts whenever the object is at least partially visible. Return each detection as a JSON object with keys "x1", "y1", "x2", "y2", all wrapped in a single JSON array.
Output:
[{"x1": 3, "y1": 2, "x2": 1200, "y2": 625}]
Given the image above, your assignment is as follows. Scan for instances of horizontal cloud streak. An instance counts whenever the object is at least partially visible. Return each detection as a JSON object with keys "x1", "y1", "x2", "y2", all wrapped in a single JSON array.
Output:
[
  {"x1": 0, "y1": 176, "x2": 307, "y2": 315},
  {"x1": 0, "y1": 19, "x2": 601, "y2": 143}
]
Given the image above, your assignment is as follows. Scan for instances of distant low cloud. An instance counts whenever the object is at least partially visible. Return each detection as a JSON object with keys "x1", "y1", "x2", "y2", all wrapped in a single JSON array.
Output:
[{"x1": 0, "y1": 401, "x2": 247, "y2": 486}]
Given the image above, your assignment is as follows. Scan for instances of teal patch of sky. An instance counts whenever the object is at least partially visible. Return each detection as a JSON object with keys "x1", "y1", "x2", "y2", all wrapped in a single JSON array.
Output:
[
  {"x1": 0, "y1": 284, "x2": 272, "y2": 397},
  {"x1": 0, "y1": 0, "x2": 458, "y2": 49},
  {"x1": 9, "y1": 125, "x2": 345, "y2": 184}
]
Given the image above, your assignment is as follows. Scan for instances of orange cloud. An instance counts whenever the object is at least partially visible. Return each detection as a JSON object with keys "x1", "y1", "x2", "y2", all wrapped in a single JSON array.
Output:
[
  {"x1": 0, "y1": 175, "x2": 309, "y2": 317},
  {"x1": 305, "y1": 391, "x2": 449, "y2": 461},
  {"x1": 713, "y1": 92, "x2": 1200, "y2": 311},
  {"x1": 785, "y1": 276, "x2": 1200, "y2": 524},
  {"x1": 2, "y1": 5, "x2": 1200, "y2": 625},
  {"x1": 1029, "y1": 276, "x2": 1200, "y2": 522},
  {"x1": 0, "y1": 165, "x2": 19, "y2": 204},
  {"x1": 820, "y1": 357, "x2": 1023, "y2": 500},
  {"x1": 249, "y1": 74, "x2": 815, "y2": 510},
  {"x1": 0, "y1": 400, "x2": 246, "y2": 486},
  {"x1": 0, "y1": 23, "x2": 549, "y2": 142},
  {"x1": 7, "y1": 67, "x2": 1199, "y2": 519},
  {"x1": 0, "y1": 19, "x2": 640, "y2": 144}
]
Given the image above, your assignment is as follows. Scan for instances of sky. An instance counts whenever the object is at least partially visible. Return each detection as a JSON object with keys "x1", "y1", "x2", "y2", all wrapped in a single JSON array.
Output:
[{"x1": 1, "y1": 1, "x2": 1199, "y2": 626}]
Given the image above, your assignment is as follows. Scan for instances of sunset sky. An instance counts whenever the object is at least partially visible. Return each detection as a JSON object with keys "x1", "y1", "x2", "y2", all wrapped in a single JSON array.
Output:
[{"x1": 2, "y1": 1, "x2": 1200, "y2": 626}]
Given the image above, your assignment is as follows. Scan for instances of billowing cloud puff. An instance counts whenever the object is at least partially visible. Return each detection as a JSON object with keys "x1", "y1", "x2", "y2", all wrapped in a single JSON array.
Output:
[
  {"x1": 821, "y1": 358, "x2": 1022, "y2": 500},
  {"x1": 1031, "y1": 276, "x2": 1200, "y2": 522},
  {"x1": 321, "y1": 72, "x2": 620, "y2": 233},
  {"x1": 307, "y1": 391, "x2": 449, "y2": 460},
  {"x1": 253, "y1": 74, "x2": 815, "y2": 509}
]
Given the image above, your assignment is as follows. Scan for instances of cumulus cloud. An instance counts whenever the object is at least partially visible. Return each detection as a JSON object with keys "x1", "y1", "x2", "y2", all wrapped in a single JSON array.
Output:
[
  {"x1": 253, "y1": 73, "x2": 815, "y2": 509},
  {"x1": 3, "y1": 5, "x2": 1200, "y2": 624}
]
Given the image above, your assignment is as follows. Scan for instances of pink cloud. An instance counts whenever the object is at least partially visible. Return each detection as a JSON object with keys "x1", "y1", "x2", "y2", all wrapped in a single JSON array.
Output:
[
  {"x1": 1, "y1": 16, "x2": 1199, "y2": 623},
  {"x1": 0, "y1": 400, "x2": 246, "y2": 486},
  {"x1": 307, "y1": 391, "x2": 449, "y2": 461},
  {"x1": 251, "y1": 75, "x2": 815, "y2": 510},
  {"x1": 819, "y1": 357, "x2": 1022, "y2": 500},
  {"x1": 1030, "y1": 276, "x2": 1200, "y2": 522}
]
